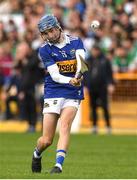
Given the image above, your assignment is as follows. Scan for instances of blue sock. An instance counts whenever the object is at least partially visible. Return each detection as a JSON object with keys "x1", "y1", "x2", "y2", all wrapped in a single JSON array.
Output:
[{"x1": 55, "y1": 149, "x2": 66, "y2": 169}]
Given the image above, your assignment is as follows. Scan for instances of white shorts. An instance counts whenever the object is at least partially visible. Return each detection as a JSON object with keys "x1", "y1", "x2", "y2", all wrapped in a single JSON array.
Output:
[{"x1": 43, "y1": 98, "x2": 81, "y2": 114}]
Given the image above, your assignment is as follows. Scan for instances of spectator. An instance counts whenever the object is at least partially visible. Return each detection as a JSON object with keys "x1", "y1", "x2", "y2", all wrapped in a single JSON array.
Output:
[
  {"x1": 2, "y1": 64, "x2": 23, "y2": 120},
  {"x1": 15, "y1": 41, "x2": 42, "y2": 132},
  {"x1": 85, "y1": 44, "x2": 115, "y2": 134},
  {"x1": 0, "y1": 44, "x2": 13, "y2": 84},
  {"x1": 112, "y1": 45, "x2": 131, "y2": 73}
]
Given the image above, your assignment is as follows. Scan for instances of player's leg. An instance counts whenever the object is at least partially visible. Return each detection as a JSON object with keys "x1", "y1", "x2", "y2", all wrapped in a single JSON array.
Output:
[
  {"x1": 32, "y1": 113, "x2": 59, "y2": 173},
  {"x1": 50, "y1": 100, "x2": 79, "y2": 174},
  {"x1": 37, "y1": 113, "x2": 59, "y2": 153}
]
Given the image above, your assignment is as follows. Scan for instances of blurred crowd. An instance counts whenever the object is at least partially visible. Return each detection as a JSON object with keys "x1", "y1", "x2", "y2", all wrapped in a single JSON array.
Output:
[{"x1": 0, "y1": 0, "x2": 137, "y2": 130}]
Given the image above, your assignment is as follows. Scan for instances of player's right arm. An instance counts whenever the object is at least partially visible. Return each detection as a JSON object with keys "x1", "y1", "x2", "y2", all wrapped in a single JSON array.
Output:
[{"x1": 48, "y1": 64, "x2": 82, "y2": 86}]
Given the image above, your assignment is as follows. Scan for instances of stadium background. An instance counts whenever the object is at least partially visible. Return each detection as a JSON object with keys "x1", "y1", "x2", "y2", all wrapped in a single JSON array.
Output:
[
  {"x1": 0, "y1": 0, "x2": 137, "y2": 134},
  {"x1": 0, "y1": 0, "x2": 137, "y2": 179}
]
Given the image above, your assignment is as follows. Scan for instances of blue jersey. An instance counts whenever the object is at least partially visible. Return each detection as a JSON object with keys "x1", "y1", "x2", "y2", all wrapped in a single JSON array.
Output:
[{"x1": 39, "y1": 35, "x2": 85, "y2": 100}]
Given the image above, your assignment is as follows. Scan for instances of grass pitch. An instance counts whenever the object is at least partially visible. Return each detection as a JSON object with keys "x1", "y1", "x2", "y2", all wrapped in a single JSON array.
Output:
[{"x1": 0, "y1": 133, "x2": 137, "y2": 179}]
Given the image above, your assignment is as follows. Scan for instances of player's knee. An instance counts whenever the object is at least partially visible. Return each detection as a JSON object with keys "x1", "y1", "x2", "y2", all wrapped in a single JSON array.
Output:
[
  {"x1": 38, "y1": 136, "x2": 53, "y2": 149},
  {"x1": 45, "y1": 138, "x2": 53, "y2": 147},
  {"x1": 60, "y1": 122, "x2": 71, "y2": 134}
]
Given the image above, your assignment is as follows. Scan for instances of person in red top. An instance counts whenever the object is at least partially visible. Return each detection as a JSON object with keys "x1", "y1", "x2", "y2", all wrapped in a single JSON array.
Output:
[{"x1": 0, "y1": 44, "x2": 13, "y2": 84}]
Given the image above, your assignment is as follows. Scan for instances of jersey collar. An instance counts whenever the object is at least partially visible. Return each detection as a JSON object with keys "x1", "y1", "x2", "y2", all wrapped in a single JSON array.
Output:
[{"x1": 48, "y1": 33, "x2": 70, "y2": 46}]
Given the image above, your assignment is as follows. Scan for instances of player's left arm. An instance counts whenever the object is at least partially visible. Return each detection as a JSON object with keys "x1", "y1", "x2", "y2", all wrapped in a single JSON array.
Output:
[
  {"x1": 75, "y1": 38, "x2": 86, "y2": 63},
  {"x1": 75, "y1": 38, "x2": 86, "y2": 79}
]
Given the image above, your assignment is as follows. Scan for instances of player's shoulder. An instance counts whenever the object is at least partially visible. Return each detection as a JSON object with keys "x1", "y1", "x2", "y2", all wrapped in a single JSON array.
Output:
[
  {"x1": 67, "y1": 34, "x2": 80, "y2": 42},
  {"x1": 40, "y1": 42, "x2": 49, "y2": 49},
  {"x1": 67, "y1": 35, "x2": 83, "y2": 47},
  {"x1": 39, "y1": 42, "x2": 51, "y2": 54}
]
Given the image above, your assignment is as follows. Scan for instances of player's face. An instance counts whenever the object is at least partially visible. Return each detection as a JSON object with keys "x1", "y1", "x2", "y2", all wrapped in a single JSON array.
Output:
[{"x1": 41, "y1": 27, "x2": 61, "y2": 44}]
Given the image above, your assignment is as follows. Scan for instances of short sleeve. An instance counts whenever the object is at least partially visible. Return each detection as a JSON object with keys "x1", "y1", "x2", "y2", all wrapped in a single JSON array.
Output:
[{"x1": 38, "y1": 47, "x2": 55, "y2": 68}]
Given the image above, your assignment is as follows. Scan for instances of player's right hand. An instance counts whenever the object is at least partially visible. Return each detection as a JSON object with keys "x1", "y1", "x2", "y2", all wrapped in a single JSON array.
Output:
[{"x1": 69, "y1": 77, "x2": 83, "y2": 86}]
